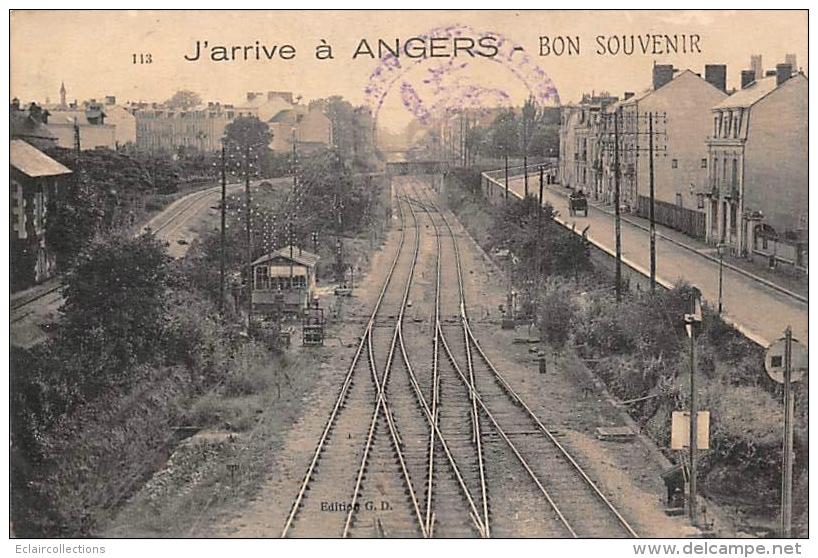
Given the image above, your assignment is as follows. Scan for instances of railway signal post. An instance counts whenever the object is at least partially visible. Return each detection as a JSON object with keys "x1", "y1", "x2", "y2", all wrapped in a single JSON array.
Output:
[
  {"x1": 684, "y1": 287, "x2": 703, "y2": 524},
  {"x1": 764, "y1": 328, "x2": 807, "y2": 538}
]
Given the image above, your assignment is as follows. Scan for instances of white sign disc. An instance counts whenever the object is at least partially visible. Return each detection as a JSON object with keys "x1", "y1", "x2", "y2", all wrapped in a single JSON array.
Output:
[{"x1": 764, "y1": 338, "x2": 807, "y2": 384}]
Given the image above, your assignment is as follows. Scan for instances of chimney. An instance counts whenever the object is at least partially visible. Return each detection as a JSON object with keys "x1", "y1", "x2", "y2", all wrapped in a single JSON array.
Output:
[
  {"x1": 740, "y1": 70, "x2": 756, "y2": 89},
  {"x1": 246, "y1": 92, "x2": 258, "y2": 102},
  {"x1": 776, "y1": 63, "x2": 793, "y2": 86},
  {"x1": 652, "y1": 64, "x2": 675, "y2": 90},
  {"x1": 623, "y1": 91, "x2": 635, "y2": 100},
  {"x1": 105, "y1": 95, "x2": 116, "y2": 105},
  {"x1": 705, "y1": 64, "x2": 727, "y2": 93},
  {"x1": 11, "y1": 98, "x2": 20, "y2": 111}
]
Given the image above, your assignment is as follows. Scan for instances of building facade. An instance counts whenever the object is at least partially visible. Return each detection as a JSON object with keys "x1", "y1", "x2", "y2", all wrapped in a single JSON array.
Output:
[
  {"x1": 705, "y1": 68, "x2": 807, "y2": 267},
  {"x1": 558, "y1": 93, "x2": 617, "y2": 198},
  {"x1": 10, "y1": 139, "x2": 72, "y2": 288},
  {"x1": 134, "y1": 102, "x2": 257, "y2": 153},
  {"x1": 599, "y1": 66, "x2": 727, "y2": 239}
]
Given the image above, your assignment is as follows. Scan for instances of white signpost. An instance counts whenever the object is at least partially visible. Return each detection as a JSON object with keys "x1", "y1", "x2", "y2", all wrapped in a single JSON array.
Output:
[
  {"x1": 765, "y1": 327, "x2": 807, "y2": 538},
  {"x1": 670, "y1": 411, "x2": 710, "y2": 451}
]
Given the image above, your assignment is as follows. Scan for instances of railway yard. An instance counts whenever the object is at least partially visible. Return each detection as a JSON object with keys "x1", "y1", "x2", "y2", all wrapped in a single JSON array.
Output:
[{"x1": 198, "y1": 175, "x2": 709, "y2": 539}]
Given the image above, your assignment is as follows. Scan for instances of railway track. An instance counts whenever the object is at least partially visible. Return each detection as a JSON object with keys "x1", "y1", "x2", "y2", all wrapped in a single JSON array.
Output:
[
  {"x1": 281, "y1": 175, "x2": 639, "y2": 538},
  {"x1": 281, "y1": 180, "x2": 425, "y2": 537},
  {"x1": 414, "y1": 178, "x2": 639, "y2": 538}
]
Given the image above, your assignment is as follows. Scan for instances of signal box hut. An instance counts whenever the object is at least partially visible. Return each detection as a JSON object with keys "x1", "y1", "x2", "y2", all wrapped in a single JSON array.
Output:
[{"x1": 251, "y1": 245, "x2": 319, "y2": 317}]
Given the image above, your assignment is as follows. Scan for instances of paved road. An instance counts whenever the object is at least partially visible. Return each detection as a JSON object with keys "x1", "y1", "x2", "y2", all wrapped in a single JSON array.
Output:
[{"x1": 503, "y1": 176, "x2": 807, "y2": 347}]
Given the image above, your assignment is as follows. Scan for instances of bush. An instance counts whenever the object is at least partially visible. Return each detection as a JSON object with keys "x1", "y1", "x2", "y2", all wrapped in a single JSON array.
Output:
[
  {"x1": 538, "y1": 280, "x2": 577, "y2": 349},
  {"x1": 163, "y1": 290, "x2": 228, "y2": 376}
]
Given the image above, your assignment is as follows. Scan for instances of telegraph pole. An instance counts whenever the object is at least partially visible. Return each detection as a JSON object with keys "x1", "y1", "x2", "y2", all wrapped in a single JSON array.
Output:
[
  {"x1": 244, "y1": 144, "x2": 252, "y2": 331},
  {"x1": 220, "y1": 146, "x2": 226, "y2": 315},
  {"x1": 782, "y1": 327, "x2": 794, "y2": 538},
  {"x1": 613, "y1": 109, "x2": 622, "y2": 302},
  {"x1": 504, "y1": 152, "x2": 510, "y2": 200},
  {"x1": 685, "y1": 288, "x2": 702, "y2": 525},
  {"x1": 538, "y1": 165, "x2": 545, "y2": 208},
  {"x1": 649, "y1": 112, "x2": 657, "y2": 293}
]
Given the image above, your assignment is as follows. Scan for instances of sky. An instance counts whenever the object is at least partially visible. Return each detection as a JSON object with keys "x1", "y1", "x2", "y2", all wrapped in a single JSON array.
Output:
[{"x1": 10, "y1": 10, "x2": 808, "y2": 131}]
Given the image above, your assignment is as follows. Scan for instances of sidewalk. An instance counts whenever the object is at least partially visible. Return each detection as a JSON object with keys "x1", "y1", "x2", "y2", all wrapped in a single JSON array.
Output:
[{"x1": 504, "y1": 175, "x2": 807, "y2": 347}]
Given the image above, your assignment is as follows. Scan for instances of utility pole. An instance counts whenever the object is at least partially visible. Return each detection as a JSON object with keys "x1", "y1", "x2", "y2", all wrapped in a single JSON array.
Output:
[
  {"x1": 244, "y1": 144, "x2": 253, "y2": 331},
  {"x1": 292, "y1": 128, "x2": 298, "y2": 193},
  {"x1": 781, "y1": 327, "x2": 794, "y2": 538},
  {"x1": 220, "y1": 145, "x2": 226, "y2": 315},
  {"x1": 685, "y1": 288, "x2": 703, "y2": 525},
  {"x1": 649, "y1": 112, "x2": 657, "y2": 293},
  {"x1": 504, "y1": 152, "x2": 509, "y2": 200},
  {"x1": 602, "y1": 111, "x2": 666, "y2": 301},
  {"x1": 538, "y1": 165, "x2": 545, "y2": 208},
  {"x1": 613, "y1": 109, "x2": 622, "y2": 302}
]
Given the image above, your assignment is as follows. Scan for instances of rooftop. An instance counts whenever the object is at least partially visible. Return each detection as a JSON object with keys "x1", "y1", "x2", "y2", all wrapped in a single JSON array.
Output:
[
  {"x1": 10, "y1": 139, "x2": 73, "y2": 178},
  {"x1": 712, "y1": 74, "x2": 806, "y2": 110},
  {"x1": 252, "y1": 245, "x2": 320, "y2": 268}
]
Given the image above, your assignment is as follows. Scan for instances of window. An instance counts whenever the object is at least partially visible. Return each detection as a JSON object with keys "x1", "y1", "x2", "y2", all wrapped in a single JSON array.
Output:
[
  {"x1": 731, "y1": 159, "x2": 739, "y2": 189},
  {"x1": 676, "y1": 193, "x2": 683, "y2": 207},
  {"x1": 714, "y1": 116, "x2": 719, "y2": 137},
  {"x1": 701, "y1": 158, "x2": 707, "y2": 168},
  {"x1": 672, "y1": 159, "x2": 678, "y2": 169}
]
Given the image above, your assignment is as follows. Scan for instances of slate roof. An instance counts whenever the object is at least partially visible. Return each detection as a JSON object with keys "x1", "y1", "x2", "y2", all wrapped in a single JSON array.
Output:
[
  {"x1": 712, "y1": 75, "x2": 798, "y2": 110},
  {"x1": 9, "y1": 110, "x2": 58, "y2": 141},
  {"x1": 10, "y1": 139, "x2": 72, "y2": 178},
  {"x1": 252, "y1": 245, "x2": 320, "y2": 267}
]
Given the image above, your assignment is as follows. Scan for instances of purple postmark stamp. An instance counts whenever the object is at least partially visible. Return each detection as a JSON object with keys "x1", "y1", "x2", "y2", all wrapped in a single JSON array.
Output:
[{"x1": 363, "y1": 24, "x2": 561, "y2": 126}]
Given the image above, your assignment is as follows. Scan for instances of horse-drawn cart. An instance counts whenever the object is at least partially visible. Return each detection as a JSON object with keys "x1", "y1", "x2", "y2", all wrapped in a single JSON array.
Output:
[{"x1": 568, "y1": 191, "x2": 588, "y2": 217}]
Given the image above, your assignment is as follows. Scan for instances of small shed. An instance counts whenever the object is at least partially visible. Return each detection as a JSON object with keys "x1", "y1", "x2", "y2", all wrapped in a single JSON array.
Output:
[{"x1": 251, "y1": 245, "x2": 319, "y2": 317}]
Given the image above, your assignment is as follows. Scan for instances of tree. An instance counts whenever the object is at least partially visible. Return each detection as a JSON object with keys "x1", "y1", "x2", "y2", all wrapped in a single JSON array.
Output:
[
  {"x1": 519, "y1": 96, "x2": 543, "y2": 195},
  {"x1": 59, "y1": 232, "x2": 171, "y2": 376},
  {"x1": 310, "y1": 97, "x2": 377, "y2": 170},
  {"x1": 490, "y1": 109, "x2": 519, "y2": 156},
  {"x1": 223, "y1": 115, "x2": 273, "y2": 151},
  {"x1": 166, "y1": 90, "x2": 202, "y2": 109}
]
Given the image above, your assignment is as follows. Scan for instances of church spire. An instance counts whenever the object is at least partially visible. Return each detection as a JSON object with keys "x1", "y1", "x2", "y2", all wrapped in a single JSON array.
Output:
[{"x1": 59, "y1": 81, "x2": 67, "y2": 108}]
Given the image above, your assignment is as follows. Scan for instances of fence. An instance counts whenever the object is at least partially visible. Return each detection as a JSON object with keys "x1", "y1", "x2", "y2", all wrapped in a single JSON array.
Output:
[{"x1": 636, "y1": 196, "x2": 706, "y2": 240}]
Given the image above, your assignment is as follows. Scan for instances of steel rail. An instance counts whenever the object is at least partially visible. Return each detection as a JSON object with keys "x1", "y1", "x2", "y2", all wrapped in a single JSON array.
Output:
[
  {"x1": 343, "y1": 189, "x2": 426, "y2": 538},
  {"x1": 280, "y1": 185, "x2": 412, "y2": 538},
  {"x1": 426, "y1": 182, "x2": 639, "y2": 539},
  {"x1": 463, "y1": 322, "x2": 640, "y2": 538},
  {"x1": 353, "y1": 326, "x2": 427, "y2": 536},
  {"x1": 148, "y1": 186, "x2": 220, "y2": 236},
  {"x1": 396, "y1": 325, "x2": 487, "y2": 538},
  {"x1": 410, "y1": 185, "x2": 491, "y2": 537},
  {"x1": 437, "y1": 328, "x2": 577, "y2": 537}
]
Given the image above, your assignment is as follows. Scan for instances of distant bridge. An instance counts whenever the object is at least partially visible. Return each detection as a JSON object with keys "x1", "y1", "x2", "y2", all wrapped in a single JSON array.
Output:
[{"x1": 385, "y1": 159, "x2": 448, "y2": 175}]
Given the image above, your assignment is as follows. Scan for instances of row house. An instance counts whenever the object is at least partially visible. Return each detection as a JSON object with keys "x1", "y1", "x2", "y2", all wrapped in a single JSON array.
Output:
[
  {"x1": 133, "y1": 91, "x2": 332, "y2": 155},
  {"x1": 705, "y1": 66, "x2": 807, "y2": 268},
  {"x1": 134, "y1": 101, "x2": 257, "y2": 153},
  {"x1": 598, "y1": 65, "x2": 727, "y2": 239},
  {"x1": 559, "y1": 93, "x2": 618, "y2": 198}
]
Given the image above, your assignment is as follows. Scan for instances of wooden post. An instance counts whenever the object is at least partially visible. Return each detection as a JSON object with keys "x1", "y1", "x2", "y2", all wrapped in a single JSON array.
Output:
[
  {"x1": 649, "y1": 112, "x2": 657, "y2": 293},
  {"x1": 614, "y1": 109, "x2": 622, "y2": 302},
  {"x1": 220, "y1": 146, "x2": 226, "y2": 314},
  {"x1": 781, "y1": 327, "x2": 794, "y2": 537}
]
